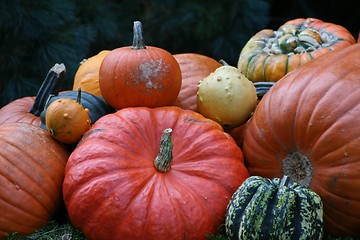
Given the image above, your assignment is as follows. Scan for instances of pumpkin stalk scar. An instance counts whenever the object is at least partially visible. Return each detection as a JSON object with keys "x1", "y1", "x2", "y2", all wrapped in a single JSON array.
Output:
[
  {"x1": 154, "y1": 128, "x2": 173, "y2": 172},
  {"x1": 283, "y1": 152, "x2": 313, "y2": 187}
]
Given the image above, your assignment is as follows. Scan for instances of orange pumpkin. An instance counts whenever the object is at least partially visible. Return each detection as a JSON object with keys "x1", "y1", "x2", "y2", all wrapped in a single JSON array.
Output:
[
  {"x1": 63, "y1": 106, "x2": 249, "y2": 240},
  {"x1": 72, "y1": 50, "x2": 110, "y2": 97},
  {"x1": 172, "y1": 53, "x2": 221, "y2": 112},
  {"x1": 99, "y1": 21, "x2": 182, "y2": 109},
  {"x1": 238, "y1": 18, "x2": 356, "y2": 82},
  {"x1": 0, "y1": 123, "x2": 69, "y2": 238},
  {"x1": 243, "y1": 44, "x2": 360, "y2": 237}
]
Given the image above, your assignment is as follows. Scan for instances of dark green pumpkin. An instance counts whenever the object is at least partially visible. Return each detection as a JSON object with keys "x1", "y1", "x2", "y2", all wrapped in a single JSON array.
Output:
[
  {"x1": 40, "y1": 90, "x2": 114, "y2": 130},
  {"x1": 225, "y1": 175, "x2": 323, "y2": 240}
]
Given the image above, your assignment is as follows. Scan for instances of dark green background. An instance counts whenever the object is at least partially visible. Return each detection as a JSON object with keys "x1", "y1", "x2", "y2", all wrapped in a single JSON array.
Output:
[{"x1": 0, "y1": 0, "x2": 358, "y2": 108}]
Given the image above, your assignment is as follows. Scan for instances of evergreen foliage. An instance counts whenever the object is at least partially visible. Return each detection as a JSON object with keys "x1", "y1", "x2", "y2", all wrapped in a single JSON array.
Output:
[{"x1": 0, "y1": 0, "x2": 270, "y2": 108}]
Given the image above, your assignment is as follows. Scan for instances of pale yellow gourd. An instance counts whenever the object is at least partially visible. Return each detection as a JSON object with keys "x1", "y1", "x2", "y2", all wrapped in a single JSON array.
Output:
[{"x1": 197, "y1": 63, "x2": 257, "y2": 128}]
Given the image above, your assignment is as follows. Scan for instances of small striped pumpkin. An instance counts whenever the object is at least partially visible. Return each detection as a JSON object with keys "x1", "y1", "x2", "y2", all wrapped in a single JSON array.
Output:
[{"x1": 225, "y1": 175, "x2": 323, "y2": 240}]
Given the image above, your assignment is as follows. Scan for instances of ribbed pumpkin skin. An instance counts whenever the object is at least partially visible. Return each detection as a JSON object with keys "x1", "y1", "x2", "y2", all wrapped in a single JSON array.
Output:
[
  {"x1": 238, "y1": 18, "x2": 356, "y2": 82},
  {"x1": 243, "y1": 44, "x2": 360, "y2": 236},
  {"x1": 225, "y1": 176, "x2": 323, "y2": 239},
  {"x1": 0, "y1": 97, "x2": 40, "y2": 126},
  {"x1": 0, "y1": 123, "x2": 69, "y2": 238},
  {"x1": 172, "y1": 53, "x2": 221, "y2": 112},
  {"x1": 63, "y1": 106, "x2": 249, "y2": 240}
]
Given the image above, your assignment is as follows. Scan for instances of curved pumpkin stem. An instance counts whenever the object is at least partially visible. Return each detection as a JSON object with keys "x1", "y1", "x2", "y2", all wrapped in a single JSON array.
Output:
[
  {"x1": 30, "y1": 63, "x2": 66, "y2": 116},
  {"x1": 132, "y1": 21, "x2": 146, "y2": 50},
  {"x1": 154, "y1": 128, "x2": 173, "y2": 172}
]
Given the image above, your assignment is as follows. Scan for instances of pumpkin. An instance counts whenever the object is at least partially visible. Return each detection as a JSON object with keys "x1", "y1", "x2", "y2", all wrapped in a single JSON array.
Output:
[
  {"x1": 63, "y1": 106, "x2": 249, "y2": 240},
  {"x1": 225, "y1": 175, "x2": 323, "y2": 239},
  {"x1": 0, "y1": 63, "x2": 65, "y2": 126},
  {"x1": 197, "y1": 61, "x2": 257, "y2": 128},
  {"x1": 172, "y1": 53, "x2": 221, "y2": 112},
  {"x1": 99, "y1": 21, "x2": 182, "y2": 109},
  {"x1": 238, "y1": 17, "x2": 356, "y2": 82},
  {"x1": 40, "y1": 89, "x2": 114, "y2": 130},
  {"x1": 72, "y1": 50, "x2": 110, "y2": 97},
  {"x1": 0, "y1": 123, "x2": 69, "y2": 238},
  {"x1": 45, "y1": 88, "x2": 91, "y2": 144},
  {"x1": 242, "y1": 43, "x2": 360, "y2": 236}
]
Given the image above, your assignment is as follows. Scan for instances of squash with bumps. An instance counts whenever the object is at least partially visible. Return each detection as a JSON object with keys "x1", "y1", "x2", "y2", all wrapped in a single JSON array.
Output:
[{"x1": 45, "y1": 88, "x2": 91, "y2": 144}]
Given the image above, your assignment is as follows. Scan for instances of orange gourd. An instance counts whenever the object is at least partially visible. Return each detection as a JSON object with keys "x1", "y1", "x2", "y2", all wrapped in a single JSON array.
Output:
[{"x1": 45, "y1": 88, "x2": 91, "y2": 144}]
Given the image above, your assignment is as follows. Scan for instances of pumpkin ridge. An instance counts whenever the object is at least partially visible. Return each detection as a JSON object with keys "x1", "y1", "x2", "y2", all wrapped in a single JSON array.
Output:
[{"x1": 0, "y1": 140, "x2": 61, "y2": 213}]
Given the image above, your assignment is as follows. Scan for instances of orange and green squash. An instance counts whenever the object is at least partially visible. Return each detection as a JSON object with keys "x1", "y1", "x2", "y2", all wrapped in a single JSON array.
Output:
[{"x1": 238, "y1": 18, "x2": 356, "y2": 82}]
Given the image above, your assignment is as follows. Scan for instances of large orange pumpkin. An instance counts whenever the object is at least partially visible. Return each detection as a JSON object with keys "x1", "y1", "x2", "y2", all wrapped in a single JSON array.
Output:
[
  {"x1": 0, "y1": 123, "x2": 69, "y2": 238},
  {"x1": 242, "y1": 43, "x2": 360, "y2": 237},
  {"x1": 238, "y1": 18, "x2": 356, "y2": 82},
  {"x1": 99, "y1": 21, "x2": 182, "y2": 109},
  {"x1": 172, "y1": 53, "x2": 221, "y2": 112},
  {"x1": 63, "y1": 106, "x2": 249, "y2": 240}
]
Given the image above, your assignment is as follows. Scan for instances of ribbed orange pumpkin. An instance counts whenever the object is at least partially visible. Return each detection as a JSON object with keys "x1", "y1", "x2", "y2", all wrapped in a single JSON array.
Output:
[
  {"x1": 99, "y1": 21, "x2": 182, "y2": 109},
  {"x1": 0, "y1": 123, "x2": 69, "y2": 238},
  {"x1": 243, "y1": 44, "x2": 360, "y2": 237},
  {"x1": 63, "y1": 106, "x2": 249, "y2": 240},
  {"x1": 172, "y1": 53, "x2": 221, "y2": 112}
]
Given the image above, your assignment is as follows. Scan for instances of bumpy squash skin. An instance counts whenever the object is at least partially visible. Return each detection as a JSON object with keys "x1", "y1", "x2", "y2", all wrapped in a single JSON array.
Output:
[
  {"x1": 40, "y1": 90, "x2": 114, "y2": 130},
  {"x1": 172, "y1": 53, "x2": 221, "y2": 112},
  {"x1": 45, "y1": 98, "x2": 91, "y2": 144},
  {"x1": 238, "y1": 18, "x2": 356, "y2": 82},
  {"x1": 225, "y1": 176, "x2": 323, "y2": 240}
]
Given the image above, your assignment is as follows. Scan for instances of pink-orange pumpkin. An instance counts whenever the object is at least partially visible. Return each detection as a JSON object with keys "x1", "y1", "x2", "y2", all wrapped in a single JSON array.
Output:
[{"x1": 63, "y1": 106, "x2": 249, "y2": 240}]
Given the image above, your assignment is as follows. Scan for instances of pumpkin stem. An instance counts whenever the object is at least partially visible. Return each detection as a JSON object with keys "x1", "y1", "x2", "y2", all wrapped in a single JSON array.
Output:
[
  {"x1": 279, "y1": 175, "x2": 290, "y2": 188},
  {"x1": 219, "y1": 59, "x2": 229, "y2": 66},
  {"x1": 76, "y1": 87, "x2": 82, "y2": 104},
  {"x1": 132, "y1": 21, "x2": 146, "y2": 50},
  {"x1": 283, "y1": 152, "x2": 313, "y2": 187},
  {"x1": 154, "y1": 128, "x2": 173, "y2": 172},
  {"x1": 30, "y1": 63, "x2": 66, "y2": 116}
]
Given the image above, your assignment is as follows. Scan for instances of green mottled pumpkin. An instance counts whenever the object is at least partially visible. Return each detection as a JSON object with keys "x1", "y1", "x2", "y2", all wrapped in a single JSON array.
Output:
[{"x1": 225, "y1": 175, "x2": 323, "y2": 240}]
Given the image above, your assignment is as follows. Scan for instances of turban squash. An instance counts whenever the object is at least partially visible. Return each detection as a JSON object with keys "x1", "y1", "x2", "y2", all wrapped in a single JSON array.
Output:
[
  {"x1": 238, "y1": 17, "x2": 355, "y2": 83},
  {"x1": 63, "y1": 106, "x2": 249, "y2": 240},
  {"x1": 242, "y1": 43, "x2": 360, "y2": 237}
]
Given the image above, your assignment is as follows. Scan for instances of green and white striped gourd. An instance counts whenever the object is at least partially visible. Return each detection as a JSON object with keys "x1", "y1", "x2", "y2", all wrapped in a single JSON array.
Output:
[{"x1": 225, "y1": 175, "x2": 323, "y2": 240}]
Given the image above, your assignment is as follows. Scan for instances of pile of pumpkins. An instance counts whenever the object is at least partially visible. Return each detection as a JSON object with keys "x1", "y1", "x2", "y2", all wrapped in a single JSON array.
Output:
[{"x1": 0, "y1": 18, "x2": 359, "y2": 240}]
